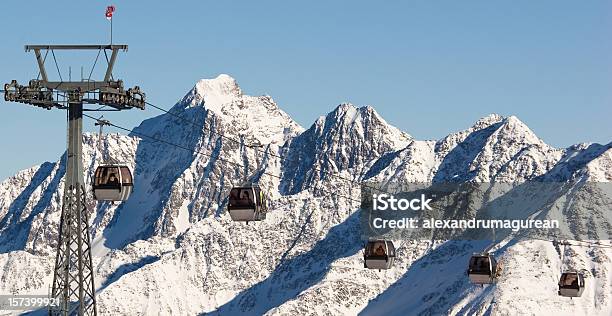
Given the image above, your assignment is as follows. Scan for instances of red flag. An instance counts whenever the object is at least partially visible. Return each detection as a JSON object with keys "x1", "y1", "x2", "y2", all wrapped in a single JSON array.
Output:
[{"x1": 105, "y1": 6, "x2": 115, "y2": 20}]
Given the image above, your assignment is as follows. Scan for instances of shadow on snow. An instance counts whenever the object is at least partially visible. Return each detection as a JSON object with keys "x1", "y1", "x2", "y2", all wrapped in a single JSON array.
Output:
[
  {"x1": 206, "y1": 211, "x2": 362, "y2": 315},
  {"x1": 0, "y1": 159, "x2": 64, "y2": 254},
  {"x1": 359, "y1": 240, "x2": 497, "y2": 316}
]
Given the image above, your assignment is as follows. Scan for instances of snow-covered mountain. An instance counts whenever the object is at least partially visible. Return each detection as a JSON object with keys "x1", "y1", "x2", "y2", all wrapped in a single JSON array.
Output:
[{"x1": 0, "y1": 74, "x2": 610, "y2": 315}]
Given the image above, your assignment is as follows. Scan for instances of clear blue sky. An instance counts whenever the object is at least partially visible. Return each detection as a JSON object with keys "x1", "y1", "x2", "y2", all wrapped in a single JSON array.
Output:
[{"x1": 1, "y1": 1, "x2": 611, "y2": 179}]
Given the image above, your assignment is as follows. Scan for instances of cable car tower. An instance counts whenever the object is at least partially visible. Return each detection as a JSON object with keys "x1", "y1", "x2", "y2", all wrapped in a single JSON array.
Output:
[{"x1": 3, "y1": 44, "x2": 145, "y2": 315}]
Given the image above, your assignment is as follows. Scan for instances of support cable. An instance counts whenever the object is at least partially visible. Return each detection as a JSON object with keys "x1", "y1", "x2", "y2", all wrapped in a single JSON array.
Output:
[
  {"x1": 527, "y1": 237, "x2": 612, "y2": 249},
  {"x1": 144, "y1": 100, "x2": 390, "y2": 195},
  {"x1": 82, "y1": 113, "x2": 363, "y2": 204},
  {"x1": 88, "y1": 49, "x2": 102, "y2": 82},
  {"x1": 51, "y1": 49, "x2": 63, "y2": 82}
]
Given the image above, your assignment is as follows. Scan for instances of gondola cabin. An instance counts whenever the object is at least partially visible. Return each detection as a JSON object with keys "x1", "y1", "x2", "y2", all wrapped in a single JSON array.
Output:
[
  {"x1": 364, "y1": 240, "x2": 396, "y2": 270},
  {"x1": 92, "y1": 165, "x2": 133, "y2": 201},
  {"x1": 228, "y1": 185, "x2": 267, "y2": 222},
  {"x1": 467, "y1": 253, "x2": 498, "y2": 285},
  {"x1": 558, "y1": 271, "x2": 585, "y2": 297}
]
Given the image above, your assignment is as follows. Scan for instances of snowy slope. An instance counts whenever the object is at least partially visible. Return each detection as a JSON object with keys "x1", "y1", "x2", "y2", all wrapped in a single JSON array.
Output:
[{"x1": 0, "y1": 74, "x2": 610, "y2": 316}]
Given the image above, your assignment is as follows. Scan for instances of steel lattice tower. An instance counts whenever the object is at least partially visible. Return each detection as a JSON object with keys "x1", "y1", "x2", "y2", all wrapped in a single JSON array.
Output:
[
  {"x1": 3, "y1": 45, "x2": 145, "y2": 315},
  {"x1": 51, "y1": 98, "x2": 96, "y2": 316}
]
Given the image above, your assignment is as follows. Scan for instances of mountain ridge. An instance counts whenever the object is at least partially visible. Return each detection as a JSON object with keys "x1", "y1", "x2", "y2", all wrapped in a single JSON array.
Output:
[{"x1": 0, "y1": 74, "x2": 610, "y2": 315}]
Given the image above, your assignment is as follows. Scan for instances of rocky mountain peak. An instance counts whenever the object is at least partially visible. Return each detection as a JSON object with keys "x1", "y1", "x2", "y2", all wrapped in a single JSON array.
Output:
[
  {"x1": 316, "y1": 103, "x2": 411, "y2": 145},
  {"x1": 472, "y1": 113, "x2": 504, "y2": 130},
  {"x1": 160, "y1": 75, "x2": 303, "y2": 146},
  {"x1": 191, "y1": 74, "x2": 243, "y2": 107},
  {"x1": 179, "y1": 73, "x2": 248, "y2": 113},
  {"x1": 281, "y1": 103, "x2": 412, "y2": 194}
]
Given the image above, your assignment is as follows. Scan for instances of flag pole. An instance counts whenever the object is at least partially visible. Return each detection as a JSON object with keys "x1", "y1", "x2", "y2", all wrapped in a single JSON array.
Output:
[{"x1": 106, "y1": 6, "x2": 115, "y2": 45}]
